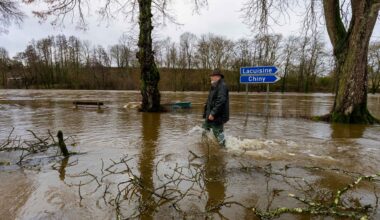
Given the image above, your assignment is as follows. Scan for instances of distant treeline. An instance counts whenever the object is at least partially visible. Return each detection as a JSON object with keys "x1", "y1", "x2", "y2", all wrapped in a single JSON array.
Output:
[{"x1": 0, "y1": 33, "x2": 379, "y2": 93}]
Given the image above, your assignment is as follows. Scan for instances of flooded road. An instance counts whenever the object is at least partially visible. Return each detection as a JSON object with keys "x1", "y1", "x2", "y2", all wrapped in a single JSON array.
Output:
[{"x1": 1, "y1": 90, "x2": 380, "y2": 219}]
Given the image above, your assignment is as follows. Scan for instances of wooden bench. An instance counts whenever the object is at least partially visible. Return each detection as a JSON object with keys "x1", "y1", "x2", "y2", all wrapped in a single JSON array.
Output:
[{"x1": 73, "y1": 101, "x2": 104, "y2": 109}]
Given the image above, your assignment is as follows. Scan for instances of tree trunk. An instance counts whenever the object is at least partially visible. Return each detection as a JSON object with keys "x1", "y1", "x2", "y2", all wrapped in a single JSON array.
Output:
[
  {"x1": 2, "y1": 70, "x2": 6, "y2": 88},
  {"x1": 281, "y1": 62, "x2": 289, "y2": 93},
  {"x1": 323, "y1": 0, "x2": 379, "y2": 124},
  {"x1": 137, "y1": 0, "x2": 161, "y2": 112}
]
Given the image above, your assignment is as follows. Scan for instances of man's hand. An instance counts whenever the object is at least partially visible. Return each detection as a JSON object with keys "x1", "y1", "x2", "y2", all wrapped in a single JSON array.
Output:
[{"x1": 208, "y1": 115, "x2": 214, "y2": 121}]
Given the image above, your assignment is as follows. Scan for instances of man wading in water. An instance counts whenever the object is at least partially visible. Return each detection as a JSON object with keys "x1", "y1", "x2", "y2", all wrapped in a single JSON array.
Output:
[{"x1": 203, "y1": 69, "x2": 229, "y2": 147}]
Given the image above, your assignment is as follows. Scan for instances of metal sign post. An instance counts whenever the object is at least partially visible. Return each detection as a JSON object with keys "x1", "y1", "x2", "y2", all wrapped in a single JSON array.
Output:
[
  {"x1": 245, "y1": 84, "x2": 248, "y2": 115},
  {"x1": 244, "y1": 83, "x2": 249, "y2": 126},
  {"x1": 265, "y1": 84, "x2": 270, "y2": 116}
]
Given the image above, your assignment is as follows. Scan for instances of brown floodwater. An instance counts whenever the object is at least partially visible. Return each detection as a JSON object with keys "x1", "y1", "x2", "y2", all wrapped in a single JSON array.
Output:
[{"x1": 0, "y1": 90, "x2": 380, "y2": 220}]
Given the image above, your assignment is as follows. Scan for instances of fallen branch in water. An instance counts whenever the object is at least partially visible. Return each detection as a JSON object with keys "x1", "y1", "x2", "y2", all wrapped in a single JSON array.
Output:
[
  {"x1": 57, "y1": 130, "x2": 70, "y2": 157},
  {"x1": 334, "y1": 174, "x2": 380, "y2": 207},
  {"x1": 65, "y1": 153, "x2": 253, "y2": 219},
  {"x1": 253, "y1": 191, "x2": 372, "y2": 219},
  {"x1": 61, "y1": 152, "x2": 380, "y2": 220},
  {"x1": 237, "y1": 162, "x2": 379, "y2": 220},
  {"x1": 0, "y1": 129, "x2": 77, "y2": 166}
]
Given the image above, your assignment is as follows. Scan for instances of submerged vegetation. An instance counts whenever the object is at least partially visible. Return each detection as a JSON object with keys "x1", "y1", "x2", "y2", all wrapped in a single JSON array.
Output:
[{"x1": 0, "y1": 128, "x2": 76, "y2": 166}]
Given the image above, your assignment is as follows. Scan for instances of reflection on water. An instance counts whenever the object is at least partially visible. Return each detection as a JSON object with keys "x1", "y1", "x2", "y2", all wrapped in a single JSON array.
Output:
[
  {"x1": 58, "y1": 157, "x2": 69, "y2": 181},
  {"x1": 139, "y1": 113, "x2": 160, "y2": 219},
  {"x1": 0, "y1": 90, "x2": 380, "y2": 219},
  {"x1": 330, "y1": 123, "x2": 366, "y2": 139},
  {"x1": 200, "y1": 138, "x2": 226, "y2": 215}
]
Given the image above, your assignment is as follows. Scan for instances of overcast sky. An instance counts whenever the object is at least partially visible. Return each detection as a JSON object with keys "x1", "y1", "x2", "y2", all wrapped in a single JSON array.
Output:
[{"x1": 1, "y1": 0, "x2": 380, "y2": 57}]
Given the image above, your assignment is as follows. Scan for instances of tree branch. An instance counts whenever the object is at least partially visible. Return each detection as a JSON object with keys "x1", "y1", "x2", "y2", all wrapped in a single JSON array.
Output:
[
  {"x1": 0, "y1": 0, "x2": 25, "y2": 33},
  {"x1": 322, "y1": 0, "x2": 347, "y2": 52},
  {"x1": 371, "y1": 2, "x2": 380, "y2": 17}
]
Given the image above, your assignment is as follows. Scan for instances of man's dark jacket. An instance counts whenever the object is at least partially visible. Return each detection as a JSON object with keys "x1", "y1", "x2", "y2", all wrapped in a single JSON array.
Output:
[{"x1": 203, "y1": 79, "x2": 229, "y2": 124}]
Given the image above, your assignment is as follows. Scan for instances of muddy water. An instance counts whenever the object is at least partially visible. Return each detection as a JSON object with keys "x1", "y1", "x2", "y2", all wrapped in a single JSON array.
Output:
[{"x1": 0, "y1": 90, "x2": 380, "y2": 219}]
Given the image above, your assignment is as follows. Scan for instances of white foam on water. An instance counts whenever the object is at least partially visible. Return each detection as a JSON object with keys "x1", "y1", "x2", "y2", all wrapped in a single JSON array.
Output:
[
  {"x1": 187, "y1": 126, "x2": 337, "y2": 161},
  {"x1": 225, "y1": 136, "x2": 265, "y2": 152},
  {"x1": 187, "y1": 126, "x2": 204, "y2": 135},
  {"x1": 224, "y1": 136, "x2": 337, "y2": 161},
  {"x1": 187, "y1": 126, "x2": 285, "y2": 159},
  {"x1": 307, "y1": 153, "x2": 336, "y2": 161},
  {"x1": 123, "y1": 102, "x2": 141, "y2": 109},
  {"x1": 224, "y1": 136, "x2": 279, "y2": 159}
]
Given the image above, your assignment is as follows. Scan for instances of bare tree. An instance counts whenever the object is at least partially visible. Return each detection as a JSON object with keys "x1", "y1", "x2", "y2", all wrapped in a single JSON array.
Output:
[
  {"x1": 67, "y1": 35, "x2": 82, "y2": 84},
  {"x1": 168, "y1": 41, "x2": 178, "y2": 69},
  {"x1": 81, "y1": 40, "x2": 91, "y2": 67},
  {"x1": 303, "y1": 32, "x2": 326, "y2": 93},
  {"x1": 368, "y1": 41, "x2": 380, "y2": 94},
  {"x1": 55, "y1": 34, "x2": 68, "y2": 68},
  {"x1": 208, "y1": 34, "x2": 234, "y2": 70},
  {"x1": 196, "y1": 34, "x2": 212, "y2": 70},
  {"x1": 119, "y1": 33, "x2": 137, "y2": 68},
  {"x1": 159, "y1": 37, "x2": 172, "y2": 68},
  {"x1": 232, "y1": 38, "x2": 254, "y2": 92},
  {"x1": 23, "y1": 43, "x2": 40, "y2": 86},
  {"x1": 95, "y1": 45, "x2": 110, "y2": 88},
  {"x1": 167, "y1": 41, "x2": 179, "y2": 91},
  {"x1": 68, "y1": 36, "x2": 81, "y2": 66},
  {"x1": 295, "y1": 35, "x2": 309, "y2": 92},
  {"x1": 180, "y1": 32, "x2": 197, "y2": 69},
  {"x1": 242, "y1": 0, "x2": 380, "y2": 123},
  {"x1": 153, "y1": 39, "x2": 164, "y2": 67},
  {"x1": 0, "y1": 0, "x2": 25, "y2": 33},
  {"x1": 0, "y1": 47, "x2": 9, "y2": 87},
  {"x1": 110, "y1": 44, "x2": 123, "y2": 68},
  {"x1": 252, "y1": 34, "x2": 282, "y2": 66},
  {"x1": 280, "y1": 36, "x2": 299, "y2": 93},
  {"x1": 234, "y1": 38, "x2": 254, "y2": 67},
  {"x1": 36, "y1": 36, "x2": 54, "y2": 87}
]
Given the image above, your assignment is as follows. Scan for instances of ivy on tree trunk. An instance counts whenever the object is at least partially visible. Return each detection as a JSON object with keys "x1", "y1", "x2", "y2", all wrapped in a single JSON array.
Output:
[
  {"x1": 323, "y1": 0, "x2": 380, "y2": 124},
  {"x1": 137, "y1": 0, "x2": 161, "y2": 112}
]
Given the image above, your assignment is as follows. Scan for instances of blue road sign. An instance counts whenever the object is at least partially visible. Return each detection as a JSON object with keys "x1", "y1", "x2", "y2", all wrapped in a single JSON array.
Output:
[
  {"x1": 240, "y1": 75, "x2": 280, "y2": 84},
  {"x1": 240, "y1": 66, "x2": 278, "y2": 75}
]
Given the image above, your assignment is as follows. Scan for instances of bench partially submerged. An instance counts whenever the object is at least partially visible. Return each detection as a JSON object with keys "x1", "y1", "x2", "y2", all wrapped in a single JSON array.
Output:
[
  {"x1": 171, "y1": 101, "x2": 192, "y2": 109},
  {"x1": 73, "y1": 101, "x2": 104, "y2": 109},
  {"x1": 162, "y1": 101, "x2": 192, "y2": 110}
]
